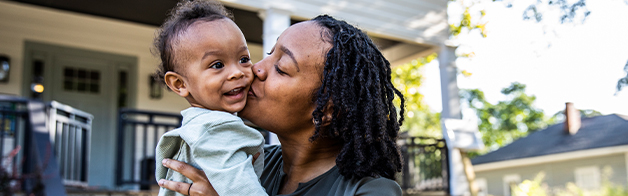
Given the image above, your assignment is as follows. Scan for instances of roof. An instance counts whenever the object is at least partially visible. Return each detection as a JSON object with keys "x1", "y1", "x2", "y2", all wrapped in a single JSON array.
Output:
[{"x1": 472, "y1": 114, "x2": 628, "y2": 165}]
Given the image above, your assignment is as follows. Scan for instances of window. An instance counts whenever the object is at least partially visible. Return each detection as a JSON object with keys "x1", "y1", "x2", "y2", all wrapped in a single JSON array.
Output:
[
  {"x1": 63, "y1": 67, "x2": 100, "y2": 93},
  {"x1": 503, "y1": 174, "x2": 521, "y2": 196},
  {"x1": 575, "y1": 166, "x2": 601, "y2": 189}
]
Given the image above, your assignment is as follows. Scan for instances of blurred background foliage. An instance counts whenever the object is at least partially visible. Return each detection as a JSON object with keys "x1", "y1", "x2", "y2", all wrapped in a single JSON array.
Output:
[
  {"x1": 394, "y1": 0, "x2": 617, "y2": 157},
  {"x1": 449, "y1": 0, "x2": 591, "y2": 40},
  {"x1": 461, "y1": 82, "x2": 601, "y2": 157},
  {"x1": 461, "y1": 82, "x2": 555, "y2": 156},
  {"x1": 392, "y1": 54, "x2": 442, "y2": 138},
  {"x1": 617, "y1": 61, "x2": 628, "y2": 94},
  {"x1": 512, "y1": 168, "x2": 628, "y2": 196}
]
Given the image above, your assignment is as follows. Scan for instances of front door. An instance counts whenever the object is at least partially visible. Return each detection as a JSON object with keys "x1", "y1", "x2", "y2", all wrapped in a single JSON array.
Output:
[{"x1": 23, "y1": 41, "x2": 137, "y2": 188}]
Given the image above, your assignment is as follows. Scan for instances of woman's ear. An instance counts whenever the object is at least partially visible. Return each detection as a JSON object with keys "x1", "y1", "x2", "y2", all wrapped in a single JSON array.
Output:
[
  {"x1": 321, "y1": 102, "x2": 334, "y2": 126},
  {"x1": 164, "y1": 71, "x2": 189, "y2": 97},
  {"x1": 321, "y1": 113, "x2": 333, "y2": 126}
]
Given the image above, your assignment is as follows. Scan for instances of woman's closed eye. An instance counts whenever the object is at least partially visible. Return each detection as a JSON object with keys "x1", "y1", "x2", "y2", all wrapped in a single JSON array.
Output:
[
  {"x1": 209, "y1": 61, "x2": 224, "y2": 69},
  {"x1": 274, "y1": 64, "x2": 287, "y2": 75}
]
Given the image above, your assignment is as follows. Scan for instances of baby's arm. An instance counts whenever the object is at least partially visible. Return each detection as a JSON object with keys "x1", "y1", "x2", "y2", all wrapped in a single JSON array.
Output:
[{"x1": 188, "y1": 119, "x2": 266, "y2": 196}]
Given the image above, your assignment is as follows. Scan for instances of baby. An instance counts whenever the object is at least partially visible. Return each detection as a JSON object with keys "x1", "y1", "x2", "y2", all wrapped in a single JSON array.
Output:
[{"x1": 153, "y1": 0, "x2": 265, "y2": 195}]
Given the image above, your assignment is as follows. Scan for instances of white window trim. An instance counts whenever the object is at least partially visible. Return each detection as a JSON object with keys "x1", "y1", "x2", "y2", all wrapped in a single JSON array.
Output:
[
  {"x1": 574, "y1": 166, "x2": 601, "y2": 190},
  {"x1": 475, "y1": 178, "x2": 488, "y2": 196},
  {"x1": 503, "y1": 174, "x2": 520, "y2": 196},
  {"x1": 625, "y1": 152, "x2": 628, "y2": 186},
  {"x1": 474, "y1": 145, "x2": 628, "y2": 172}
]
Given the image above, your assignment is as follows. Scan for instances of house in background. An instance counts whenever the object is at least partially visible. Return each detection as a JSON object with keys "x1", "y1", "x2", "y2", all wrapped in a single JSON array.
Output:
[
  {"x1": 472, "y1": 103, "x2": 628, "y2": 196},
  {"x1": 0, "y1": 0, "x2": 454, "y2": 191}
]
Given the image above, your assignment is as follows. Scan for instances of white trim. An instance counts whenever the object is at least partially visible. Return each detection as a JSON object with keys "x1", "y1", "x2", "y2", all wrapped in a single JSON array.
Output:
[
  {"x1": 474, "y1": 145, "x2": 628, "y2": 172},
  {"x1": 220, "y1": 0, "x2": 448, "y2": 45},
  {"x1": 625, "y1": 152, "x2": 628, "y2": 186},
  {"x1": 475, "y1": 178, "x2": 488, "y2": 196},
  {"x1": 502, "y1": 174, "x2": 520, "y2": 196}
]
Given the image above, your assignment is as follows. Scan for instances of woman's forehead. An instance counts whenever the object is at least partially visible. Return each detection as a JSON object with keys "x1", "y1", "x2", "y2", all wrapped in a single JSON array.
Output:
[
  {"x1": 280, "y1": 22, "x2": 330, "y2": 58},
  {"x1": 280, "y1": 22, "x2": 325, "y2": 44}
]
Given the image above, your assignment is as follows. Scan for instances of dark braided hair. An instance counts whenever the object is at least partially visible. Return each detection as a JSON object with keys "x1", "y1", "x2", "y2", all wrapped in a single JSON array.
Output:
[
  {"x1": 309, "y1": 15, "x2": 406, "y2": 180},
  {"x1": 153, "y1": 0, "x2": 232, "y2": 83}
]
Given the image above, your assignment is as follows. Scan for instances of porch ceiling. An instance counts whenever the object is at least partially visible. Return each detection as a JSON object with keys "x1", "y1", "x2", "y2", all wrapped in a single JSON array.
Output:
[
  {"x1": 8, "y1": 0, "x2": 438, "y2": 64},
  {"x1": 8, "y1": 0, "x2": 266, "y2": 44}
]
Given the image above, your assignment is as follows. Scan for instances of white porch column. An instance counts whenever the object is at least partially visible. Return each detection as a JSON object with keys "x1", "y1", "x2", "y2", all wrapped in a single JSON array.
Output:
[
  {"x1": 439, "y1": 44, "x2": 469, "y2": 196},
  {"x1": 439, "y1": 44, "x2": 461, "y2": 120},
  {"x1": 259, "y1": 7, "x2": 291, "y2": 58},
  {"x1": 259, "y1": 7, "x2": 290, "y2": 145}
]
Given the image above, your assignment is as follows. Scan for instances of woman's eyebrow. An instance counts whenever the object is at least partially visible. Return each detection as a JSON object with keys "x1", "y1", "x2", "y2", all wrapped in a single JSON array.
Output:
[{"x1": 280, "y1": 46, "x2": 300, "y2": 72}]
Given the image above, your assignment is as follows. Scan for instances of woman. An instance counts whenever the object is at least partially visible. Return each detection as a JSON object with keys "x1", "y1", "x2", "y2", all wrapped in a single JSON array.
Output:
[{"x1": 159, "y1": 15, "x2": 406, "y2": 196}]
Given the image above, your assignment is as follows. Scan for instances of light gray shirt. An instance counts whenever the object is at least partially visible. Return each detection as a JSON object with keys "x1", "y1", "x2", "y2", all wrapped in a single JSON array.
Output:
[{"x1": 155, "y1": 107, "x2": 265, "y2": 196}]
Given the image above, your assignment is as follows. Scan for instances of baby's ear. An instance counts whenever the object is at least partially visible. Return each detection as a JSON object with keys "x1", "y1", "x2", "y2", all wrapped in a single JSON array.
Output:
[{"x1": 164, "y1": 71, "x2": 189, "y2": 97}]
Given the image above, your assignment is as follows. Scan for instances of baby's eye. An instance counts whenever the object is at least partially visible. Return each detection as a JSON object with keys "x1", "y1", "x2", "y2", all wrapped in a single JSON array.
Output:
[
  {"x1": 209, "y1": 62, "x2": 224, "y2": 69},
  {"x1": 240, "y1": 57, "x2": 251, "y2": 64}
]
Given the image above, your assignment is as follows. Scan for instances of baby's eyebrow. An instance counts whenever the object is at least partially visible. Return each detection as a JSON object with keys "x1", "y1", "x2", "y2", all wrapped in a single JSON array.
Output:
[
  {"x1": 280, "y1": 46, "x2": 300, "y2": 72},
  {"x1": 238, "y1": 46, "x2": 249, "y2": 53},
  {"x1": 201, "y1": 51, "x2": 220, "y2": 61}
]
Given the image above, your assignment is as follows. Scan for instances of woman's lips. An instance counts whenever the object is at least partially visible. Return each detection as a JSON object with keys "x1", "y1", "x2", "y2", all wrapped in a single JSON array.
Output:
[{"x1": 248, "y1": 86, "x2": 257, "y2": 97}]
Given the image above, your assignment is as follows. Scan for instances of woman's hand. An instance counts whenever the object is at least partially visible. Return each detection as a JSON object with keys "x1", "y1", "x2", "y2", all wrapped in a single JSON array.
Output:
[
  {"x1": 158, "y1": 152, "x2": 260, "y2": 196},
  {"x1": 158, "y1": 158, "x2": 218, "y2": 196}
]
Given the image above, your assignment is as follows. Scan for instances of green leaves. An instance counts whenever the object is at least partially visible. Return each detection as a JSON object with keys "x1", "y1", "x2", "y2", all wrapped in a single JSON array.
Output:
[
  {"x1": 461, "y1": 82, "x2": 553, "y2": 155},
  {"x1": 392, "y1": 54, "x2": 441, "y2": 138},
  {"x1": 616, "y1": 60, "x2": 628, "y2": 94}
]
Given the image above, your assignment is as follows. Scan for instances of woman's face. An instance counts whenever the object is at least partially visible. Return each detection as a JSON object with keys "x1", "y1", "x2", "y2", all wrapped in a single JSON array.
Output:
[{"x1": 239, "y1": 21, "x2": 331, "y2": 135}]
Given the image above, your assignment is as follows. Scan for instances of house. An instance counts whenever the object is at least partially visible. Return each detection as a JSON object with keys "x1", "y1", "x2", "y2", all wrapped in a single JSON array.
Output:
[
  {"x1": 0, "y1": 0, "x2": 453, "y2": 191},
  {"x1": 471, "y1": 103, "x2": 628, "y2": 196}
]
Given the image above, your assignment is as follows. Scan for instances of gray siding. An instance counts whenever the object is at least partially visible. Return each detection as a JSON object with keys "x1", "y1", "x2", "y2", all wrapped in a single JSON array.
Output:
[{"x1": 475, "y1": 153, "x2": 627, "y2": 196}]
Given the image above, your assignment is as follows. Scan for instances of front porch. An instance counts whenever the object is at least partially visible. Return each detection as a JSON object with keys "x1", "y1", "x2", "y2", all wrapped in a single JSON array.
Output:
[{"x1": 1, "y1": 95, "x2": 450, "y2": 195}]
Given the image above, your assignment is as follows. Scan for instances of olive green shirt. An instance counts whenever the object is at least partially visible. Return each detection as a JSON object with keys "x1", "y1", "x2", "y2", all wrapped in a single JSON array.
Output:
[{"x1": 261, "y1": 145, "x2": 402, "y2": 196}]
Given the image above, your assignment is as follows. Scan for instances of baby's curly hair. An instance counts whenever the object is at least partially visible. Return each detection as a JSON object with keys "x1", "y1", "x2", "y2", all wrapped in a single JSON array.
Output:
[
  {"x1": 153, "y1": 0, "x2": 232, "y2": 83},
  {"x1": 310, "y1": 15, "x2": 405, "y2": 180}
]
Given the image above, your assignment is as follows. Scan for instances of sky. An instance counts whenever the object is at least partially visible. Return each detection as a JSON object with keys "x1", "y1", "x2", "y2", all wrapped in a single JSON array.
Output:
[{"x1": 419, "y1": 0, "x2": 628, "y2": 118}]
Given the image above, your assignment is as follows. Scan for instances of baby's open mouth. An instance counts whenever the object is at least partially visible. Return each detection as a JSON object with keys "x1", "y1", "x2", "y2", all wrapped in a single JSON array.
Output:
[{"x1": 224, "y1": 87, "x2": 244, "y2": 96}]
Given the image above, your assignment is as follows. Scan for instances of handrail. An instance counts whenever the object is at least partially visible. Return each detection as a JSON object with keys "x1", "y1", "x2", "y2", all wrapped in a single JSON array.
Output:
[
  {"x1": 398, "y1": 136, "x2": 450, "y2": 194},
  {"x1": 115, "y1": 108, "x2": 182, "y2": 189},
  {"x1": 48, "y1": 100, "x2": 93, "y2": 187},
  {"x1": 0, "y1": 95, "x2": 68, "y2": 195}
]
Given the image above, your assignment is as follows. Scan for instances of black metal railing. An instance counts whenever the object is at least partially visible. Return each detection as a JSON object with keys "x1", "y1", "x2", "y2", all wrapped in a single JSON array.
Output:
[
  {"x1": 0, "y1": 95, "x2": 69, "y2": 195},
  {"x1": 398, "y1": 136, "x2": 450, "y2": 194},
  {"x1": 0, "y1": 96, "x2": 30, "y2": 188},
  {"x1": 48, "y1": 101, "x2": 93, "y2": 187},
  {"x1": 115, "y1": 108, "x2": 182, "y2": 189}
]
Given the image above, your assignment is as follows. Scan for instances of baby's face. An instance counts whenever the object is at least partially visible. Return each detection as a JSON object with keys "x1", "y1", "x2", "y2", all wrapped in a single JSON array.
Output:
[{"x1": 176, "y1": 19, "x2": 253, "y2": 113}]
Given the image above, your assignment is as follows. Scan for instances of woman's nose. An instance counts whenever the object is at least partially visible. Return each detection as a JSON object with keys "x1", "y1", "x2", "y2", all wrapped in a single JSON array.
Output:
[{"x1": 252, "y1": 60, "x2": 268, "y2": 81}]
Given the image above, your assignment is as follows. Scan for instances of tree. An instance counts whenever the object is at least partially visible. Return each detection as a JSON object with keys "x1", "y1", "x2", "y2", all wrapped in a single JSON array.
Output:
[
  {"x1": 391, "y1": 54, "x2": 442, "y2": 138},
  {"x1": 461, "y1": 82, "x2": 554, "y2": 156},
  {"x1": 617, "y1": 60, "x2": 628, "y2": 94},
  {"x1": 552, "y1": 108, "x2": 602, "y2": 122},
  {"x1": 449, "y1": 0, "x2": 628, "y2": 96},
  {"x1": 449, "y1": 0, "x2": 591, "y2": 39}
]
